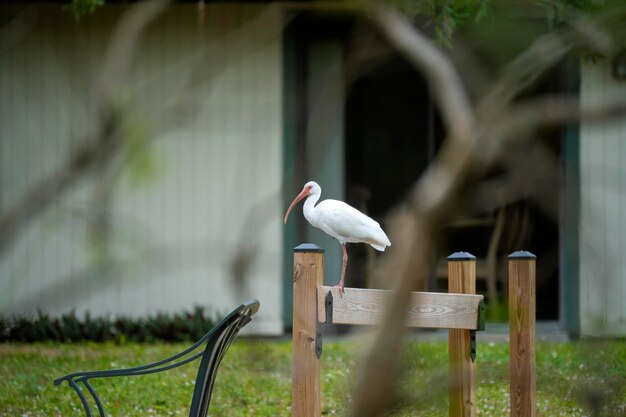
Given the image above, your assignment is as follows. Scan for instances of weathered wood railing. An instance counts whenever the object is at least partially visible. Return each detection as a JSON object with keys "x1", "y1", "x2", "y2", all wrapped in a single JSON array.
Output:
[{"x1": 291, "y1": 243, "x2": 536, "y2": 417}]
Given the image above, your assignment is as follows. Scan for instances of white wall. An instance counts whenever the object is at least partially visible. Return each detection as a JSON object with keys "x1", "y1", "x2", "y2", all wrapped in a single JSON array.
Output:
[
  {"x1": 579, "y1": 59, "x2": 626, "y2": 337},
  {"x1": 0, "y1": 4, "x2": 284, "y2": 334}
]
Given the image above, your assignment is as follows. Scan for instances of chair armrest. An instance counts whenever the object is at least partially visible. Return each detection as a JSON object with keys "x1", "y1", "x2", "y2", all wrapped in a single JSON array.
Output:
[
  {"x1": 54, "y1": 349, "x2": 204, "y2": 385},
  {"x1": 53, "y1": 349, "x2": 206, "y2": 417}
]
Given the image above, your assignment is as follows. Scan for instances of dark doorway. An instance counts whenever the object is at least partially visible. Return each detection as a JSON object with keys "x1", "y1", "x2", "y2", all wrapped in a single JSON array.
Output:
[
  {"x1": 343, "y1": 45, "x2": 560, "y2": 320},
  {"x1": 344, "y1": 55, "x2": 438, "y2": 289},
  {"x1": 346, "y1": 56, "x2": 434, "y2": 219}
]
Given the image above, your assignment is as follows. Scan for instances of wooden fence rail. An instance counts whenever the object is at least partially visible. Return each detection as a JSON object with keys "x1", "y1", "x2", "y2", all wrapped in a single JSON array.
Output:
[
  {"x1": 317, "y1": 286, "x2": 483, "y2": 329},
  {"x1": 291, "y1": 243, "x2": 536, "y2": 417}
]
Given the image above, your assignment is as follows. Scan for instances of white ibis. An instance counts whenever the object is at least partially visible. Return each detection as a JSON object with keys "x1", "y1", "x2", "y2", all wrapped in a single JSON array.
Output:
[{"x1": 283, "y1": 181, "x2": 391, "y2": 293}]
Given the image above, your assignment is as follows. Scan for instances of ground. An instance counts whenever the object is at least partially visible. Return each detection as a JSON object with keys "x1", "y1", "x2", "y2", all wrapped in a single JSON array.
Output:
[{"x1": 0, "y1": 339, "x2": 624, "y2": 416}]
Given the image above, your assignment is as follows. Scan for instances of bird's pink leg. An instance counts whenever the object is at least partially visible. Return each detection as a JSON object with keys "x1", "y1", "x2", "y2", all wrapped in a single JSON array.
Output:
[{"x1": 334, "y1": 244, "x2": 348, "y2": 296}]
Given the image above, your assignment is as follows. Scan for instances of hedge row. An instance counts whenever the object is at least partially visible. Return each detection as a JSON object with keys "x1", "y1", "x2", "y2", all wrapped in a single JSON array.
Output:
[{"x1": 0, "y1": 306, "x2": 218, "y2": 343}]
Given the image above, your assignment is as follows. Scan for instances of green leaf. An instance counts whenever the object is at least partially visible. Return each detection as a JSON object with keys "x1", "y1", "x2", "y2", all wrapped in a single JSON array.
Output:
[
  {"x1": 120, "y1": 112, "x2": 162, "y2": 187},
  {"x1": 65, "y1": 0, "x2": 104, "y2": 20}
]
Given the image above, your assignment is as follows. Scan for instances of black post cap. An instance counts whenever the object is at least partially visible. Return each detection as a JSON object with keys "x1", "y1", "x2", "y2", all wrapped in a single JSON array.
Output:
[
  {"x1": 508, "y1": 250, "x2": 536, "y2": 260},
  {"x1": 447, "y1": 251, "x2": 476, "y2": 261},
  {"x1": 294, "y1": 243, "x2": 325, "y2": 253}
]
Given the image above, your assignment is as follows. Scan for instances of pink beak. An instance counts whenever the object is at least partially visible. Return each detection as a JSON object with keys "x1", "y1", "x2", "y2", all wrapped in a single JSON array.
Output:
[{"x1": 283, "y1": 188, "x2": 310, "y2": 224}]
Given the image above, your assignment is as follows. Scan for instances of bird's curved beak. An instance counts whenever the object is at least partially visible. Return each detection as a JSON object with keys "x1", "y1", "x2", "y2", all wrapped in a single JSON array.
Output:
[{"x1": 283, "y1": 188, "x2": 309, "y2": 225}]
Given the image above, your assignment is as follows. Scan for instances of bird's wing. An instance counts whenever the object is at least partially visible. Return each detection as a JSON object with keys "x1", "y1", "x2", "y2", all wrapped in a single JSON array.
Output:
[{"x1": 316, "y1": 200, "x2": 391, "y2": 247}]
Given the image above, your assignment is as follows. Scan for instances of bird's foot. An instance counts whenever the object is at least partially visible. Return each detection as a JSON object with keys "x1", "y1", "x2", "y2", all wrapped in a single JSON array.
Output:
[{"x1": 333, "y1": 283, "x2": 345, "y2": 297}]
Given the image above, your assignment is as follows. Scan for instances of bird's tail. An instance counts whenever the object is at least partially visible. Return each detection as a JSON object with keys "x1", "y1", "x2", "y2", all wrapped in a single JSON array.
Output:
[{"x1": 369, "y1": 243, "x2": 387, "y2": 251}]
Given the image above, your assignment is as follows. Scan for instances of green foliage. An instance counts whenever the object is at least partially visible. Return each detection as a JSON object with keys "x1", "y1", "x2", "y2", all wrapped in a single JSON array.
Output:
[
  {"x1": 65, "y1": 0, "x2": 104, "y2": 20},
  {"x1": 0, "y1": 306, "x2": 218, "y2": 343},
  {"x1": 536, "y1": 0, "x2": 602, "y2": 28},
  {"x1": 484, "y1": 298, "x2": 508, "y2": 322},
  {"x1": 392, "y1": 0, "x2": 491, "y2": 47},
  {"x1": 385, "y1": 0, "x2": 625, "y2": 54},
  {"x1": 120, "y1": 112, "x2": 161, "y2": 187},
  {"x1": 534, "y1": 1, "x2": 626, "y2": 63},
  {"x1": 0, "y1": 340, "x2": 624, "y2": 416}
]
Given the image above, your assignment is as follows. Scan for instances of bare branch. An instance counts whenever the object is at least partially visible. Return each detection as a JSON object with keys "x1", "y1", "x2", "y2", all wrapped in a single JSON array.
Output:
[
  {"x1": 0, "y1": 111, "x2": 120, "y2": 256},
  {"x1": 0, "y1": 1, "x2": 170, "y2": 258},
  {"x1": 502, "y1": 95, "x2": 626, "y2": 131},
  {"x1": 479, "y1": 95, "x2": 626, "y2": 165},
  {"x1": 370, "y1": 4, "x2": 476, "y2": 141},
  {"x1": 99, "y1": 0, "x2": 171, "y2": 100},
  {"x1": 352, "y1": 7, "x2": 626, "y2": 417},
  {"x1": 0, "y1": 1, "x2": 290, "y2": 260},
  {"x1": 352, "y1": 209, "x2": 433, "y2": 417},
  {"x1": 478, "y1": 17, "x2": 614, "y2": 118}
]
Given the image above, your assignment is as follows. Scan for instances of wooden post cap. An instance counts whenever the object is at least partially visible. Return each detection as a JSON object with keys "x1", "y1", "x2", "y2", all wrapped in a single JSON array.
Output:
[
  {"x1": 508, "y1": 251, "x2": 536, "y2": 260},
  {"x1": 294, "y1": 243, "x2": 325, "y2": 253},
  {"x1": 447, "y1": 251, "x2": 476, "y2": 261}
]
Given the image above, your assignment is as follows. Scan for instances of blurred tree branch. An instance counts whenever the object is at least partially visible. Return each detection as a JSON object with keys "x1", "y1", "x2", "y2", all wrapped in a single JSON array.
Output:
[
  {"x1": 477, "y1": 19, "x2": 611, "y2": 116},
  {"x1": 0, "y1": 110, "x2": 120, "y2": 257},
  {"x1": 0, "y1": 1, "x2": 288, "y2": 265},
  {"x1": 0, "y1": 0, "x2": 170, "y2": 258},
  {"x1": 372, "y1": 5, "x2": 476, "y2": 142},
  {"x1": 354, "y1": 3, "x2": 626, "y2": 417}
]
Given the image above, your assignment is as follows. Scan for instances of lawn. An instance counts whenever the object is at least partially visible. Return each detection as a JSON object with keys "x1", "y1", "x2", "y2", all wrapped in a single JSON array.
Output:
[{"x1": 0, "y1": 339, "x2": 624, "y2": 417}]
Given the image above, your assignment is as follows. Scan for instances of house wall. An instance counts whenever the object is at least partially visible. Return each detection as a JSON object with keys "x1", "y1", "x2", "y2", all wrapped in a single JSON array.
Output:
[
  {"x1": 0, "y1": 4, "x2": 284, "y2": 334},
  {"x1": 579, "y1": 59, "x2": 626, "y2": 337}
]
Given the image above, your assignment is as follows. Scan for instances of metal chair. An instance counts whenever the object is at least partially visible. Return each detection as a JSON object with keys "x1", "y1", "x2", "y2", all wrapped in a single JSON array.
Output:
[{"x1": 54, "y1": 299, "x2": 260, "y2": 417}]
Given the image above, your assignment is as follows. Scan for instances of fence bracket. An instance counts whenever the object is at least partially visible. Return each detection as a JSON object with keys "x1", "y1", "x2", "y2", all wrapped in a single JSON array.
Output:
[
  {"x1": 469, "y1": 299, "x2": 486, "y2": 363},
  {"x1": 325, "y1": 291, "x2": 333, "y2": 324},
  {"x1": 316, "y1": 290, "x2": 334, "y2": 359},
  {"x1": 316, "y1": 329, "x2": 323, "y2": 359},
  {"x1": 470, "y1": 331, "x2": 477, "y2": 362},
  {"x1": 478, "y1": 299, "x2": 486, "y2": 331}
]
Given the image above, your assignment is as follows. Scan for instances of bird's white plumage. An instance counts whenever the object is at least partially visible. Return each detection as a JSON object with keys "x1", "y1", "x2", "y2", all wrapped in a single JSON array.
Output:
[
  {"x1": 299, "y1": 182, "x2": 390, "y2": 251},
  {"x1": 307, "y1": 199, "x2": 390, "y2": 249},
  {"x1": 283, "y1": 181, "x2": 390, "y2": 292}
]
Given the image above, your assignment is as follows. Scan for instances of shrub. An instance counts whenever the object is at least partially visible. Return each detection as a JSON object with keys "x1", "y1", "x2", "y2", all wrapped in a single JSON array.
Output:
[{"x1": 0, "y1": 306, "x2": 218, "y2": 343}]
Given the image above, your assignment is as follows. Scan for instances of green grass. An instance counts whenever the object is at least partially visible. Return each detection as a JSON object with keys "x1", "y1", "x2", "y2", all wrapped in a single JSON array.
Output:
[{"x1": 0, "y1": 339, "x2": 624, "y2": 416}]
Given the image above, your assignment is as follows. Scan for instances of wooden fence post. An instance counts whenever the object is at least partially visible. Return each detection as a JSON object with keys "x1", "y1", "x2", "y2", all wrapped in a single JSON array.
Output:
[
  {"x1": 448, "y1": 252, "x2": 477, "y2": 417},
  {"x1": 508, "y1": 251, "x2": 536, "y2": 417},
  {"x1": 292, "y1": 243, "x2": 324, "y2": 417}
]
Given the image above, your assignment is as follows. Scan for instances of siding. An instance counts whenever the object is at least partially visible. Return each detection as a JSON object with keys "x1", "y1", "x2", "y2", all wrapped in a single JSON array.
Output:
[
  {"x1": 579, "y1": 59, "x2": 626, "y2": 337},
  {"x1": 0, "y1": 4, "x2": 284, "y2": 334}
]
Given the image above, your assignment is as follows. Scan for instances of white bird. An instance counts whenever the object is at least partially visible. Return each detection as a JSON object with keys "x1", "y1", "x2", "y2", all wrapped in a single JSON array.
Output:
[{"x1": 283, "y1": 181, "x2": 391, "y2": 294}]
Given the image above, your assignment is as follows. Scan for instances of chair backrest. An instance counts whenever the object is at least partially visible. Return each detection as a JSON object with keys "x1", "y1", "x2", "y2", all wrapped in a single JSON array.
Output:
[{"x1": 188, "y1": 299, "x2": 260, "y2": 417}]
